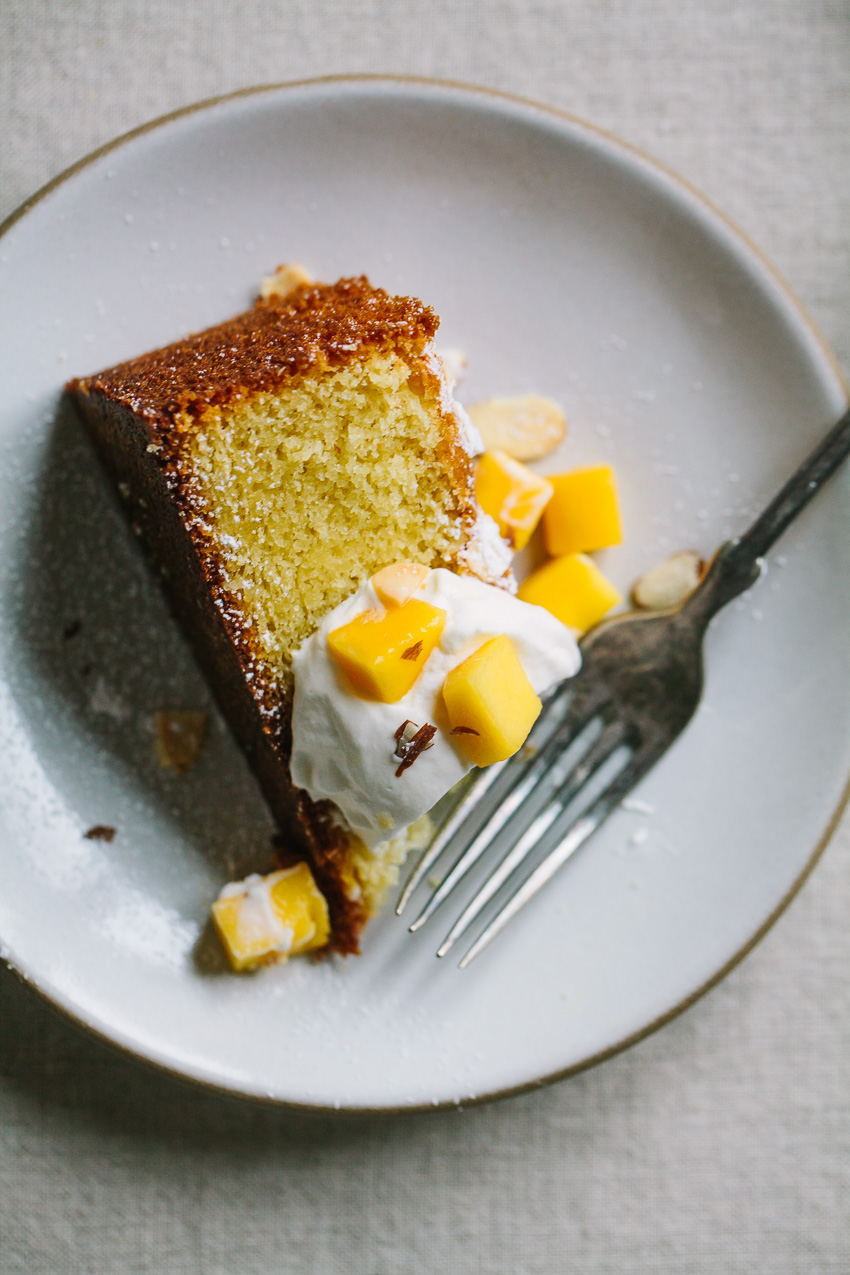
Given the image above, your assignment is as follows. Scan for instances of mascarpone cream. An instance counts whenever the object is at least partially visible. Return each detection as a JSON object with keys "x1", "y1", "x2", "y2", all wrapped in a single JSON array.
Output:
[{"x1": 290, "y1": 568, "x2": 581, "y2": 849}]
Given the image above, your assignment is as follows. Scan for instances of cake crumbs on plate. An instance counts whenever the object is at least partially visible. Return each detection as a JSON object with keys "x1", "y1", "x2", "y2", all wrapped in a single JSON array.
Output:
[
  {"x1": 154, "y1": 710, "x2": 208, "y2": 773},
  {"x1": 84, "y1": 824, "x2": 116, "y2": 842}
]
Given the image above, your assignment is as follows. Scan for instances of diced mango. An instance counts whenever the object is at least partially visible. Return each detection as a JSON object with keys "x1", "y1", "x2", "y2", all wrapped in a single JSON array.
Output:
[
  {"x1": 518, "y1": 553, "x2": 622, "y2": 633},
  {"x1": 442, "y1": 634, "x2": 542, "y2": 768},
  {"x1": 543, "y1": 465, "x2": 623, "y2": 555},
  {"x1": 212, "y1": 862, "x2": 330, "y2": 973},
  {"x1": 328, "y1": 599, "x2": 446, "y2": 702},
  {"x1": 475, "y1": 450, "x2": 553, "y2": 551},
  {"x1": 371, "y1": 561, "x2": 431, "y2": 608}
]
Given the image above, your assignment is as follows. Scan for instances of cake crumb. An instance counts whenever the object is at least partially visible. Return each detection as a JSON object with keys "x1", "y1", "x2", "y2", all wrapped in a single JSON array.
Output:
[
  {"x1": 85, "y1": 825, "x2": 116, "y2": 842},
  {"x1": 154, "y1": 710, "x2": 209, "y2": 773},
  {"x1": 260, "y1": 262, "x2": 314, "y2": 300}
]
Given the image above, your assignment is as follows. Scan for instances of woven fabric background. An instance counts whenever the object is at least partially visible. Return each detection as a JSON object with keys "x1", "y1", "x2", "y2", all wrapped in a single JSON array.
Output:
[{"x1": 1, "y1": 2, "x2": 849, "y2": 1271}]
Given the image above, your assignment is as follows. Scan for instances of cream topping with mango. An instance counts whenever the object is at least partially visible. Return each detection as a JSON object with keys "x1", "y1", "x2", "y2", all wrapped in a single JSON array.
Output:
[
  {"x1": 214, "y1": 386, "x2": 634, "y2": 970},
  {"x1": 212, "y1": 863, "x2": 330, "y2": 972},
  {"x1": 290, "y1": 567, "x2": 581, "y2": 849}
]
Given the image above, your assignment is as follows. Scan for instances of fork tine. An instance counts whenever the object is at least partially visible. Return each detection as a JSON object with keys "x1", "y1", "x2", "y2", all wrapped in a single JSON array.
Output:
[
  {"x1": 458, "y1": 754, "x2": 653, "y2": 969},
  {"x1": 436, "y1": 721, "x2": 630, "y2": 956},
  {"x1": 397, "y1": 678, "x2": 586, "y2": 916},
  {"x1": 395, "y1": 762, "x2": 505, "y2": 915},
  {"x1": 409, "y1": 709, "x2": 621, "y2": 934}
]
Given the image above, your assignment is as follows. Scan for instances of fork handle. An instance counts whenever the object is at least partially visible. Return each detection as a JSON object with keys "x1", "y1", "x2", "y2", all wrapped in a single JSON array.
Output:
[{"x1": 684, "y1": 402, "x2": 850, "y2": 626}]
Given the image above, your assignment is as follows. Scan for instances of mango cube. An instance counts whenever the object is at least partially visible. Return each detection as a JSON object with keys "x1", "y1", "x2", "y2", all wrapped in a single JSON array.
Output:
[
  {"x1": 475, "y1": 450, "x2": 553, "y2": 551},
  {"x1": 543, "y1": 465, "x2": 623, "y2": 555},
  {"x1": 442, "y1": 634, "x2": 542, "y2": 767},
  {"x1": 518, "y1": 553, "x2": 622, "y2": 633},
  {"x1": 212, "y1": 862, "x2": 330, "y2": 972},
  {"x1": 371, "y1": 561, "x2": 431, "y2": 608},
  {"x1": 328, "y1": 598, "x2": 446, "y2": 702}
]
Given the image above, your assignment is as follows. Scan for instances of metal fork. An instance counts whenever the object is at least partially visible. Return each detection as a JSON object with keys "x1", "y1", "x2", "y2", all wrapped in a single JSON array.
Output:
[{"x1": 397, "y1": 403, "x2": 850, "y2": 967}]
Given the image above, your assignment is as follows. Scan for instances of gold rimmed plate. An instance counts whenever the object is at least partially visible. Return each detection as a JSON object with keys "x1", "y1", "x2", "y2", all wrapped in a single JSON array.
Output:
[{"x1": 0, "y1": 77, "x2": 847, "y2": 1111}]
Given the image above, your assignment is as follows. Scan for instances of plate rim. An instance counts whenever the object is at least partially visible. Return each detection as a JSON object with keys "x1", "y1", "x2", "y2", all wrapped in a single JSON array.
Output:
[{"x1": 2, "y1": 73, "x2": 848, "y2": 1115}]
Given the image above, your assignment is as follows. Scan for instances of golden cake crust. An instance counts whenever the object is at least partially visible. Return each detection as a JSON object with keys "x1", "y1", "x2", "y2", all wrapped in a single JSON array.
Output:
[{"x1": 80, "y1": 277, "x2": 439, "y2": 432}]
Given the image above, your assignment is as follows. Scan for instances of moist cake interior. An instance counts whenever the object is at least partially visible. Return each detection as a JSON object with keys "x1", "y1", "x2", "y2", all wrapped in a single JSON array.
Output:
[{"x1": 187, "y1": 348, "x2": 472, "y2": 682}]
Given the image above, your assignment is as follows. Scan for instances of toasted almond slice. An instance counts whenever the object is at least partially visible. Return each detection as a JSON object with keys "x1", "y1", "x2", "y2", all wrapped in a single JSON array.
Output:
[
  {"x1": 371, "y1": 561, "x2": 431, "y2": 608},
  {"x1": 467, "y1": 395, "x2": 567, "y2": 461},
  {"x1": 632, "y1": 551, "x2": 705, "y2": 611},
  {"x1": 154, "y1": 710, "x2": 209, "y2": 773},
  {"x1": 260, "y1": 262, "x2": 314, "y2": 300}
]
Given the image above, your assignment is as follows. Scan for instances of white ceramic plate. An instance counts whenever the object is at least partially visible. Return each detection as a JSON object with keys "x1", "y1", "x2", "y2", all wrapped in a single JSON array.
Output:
[{"x1": 1, "y1": 78, "x2": 848, "y2": 1111}]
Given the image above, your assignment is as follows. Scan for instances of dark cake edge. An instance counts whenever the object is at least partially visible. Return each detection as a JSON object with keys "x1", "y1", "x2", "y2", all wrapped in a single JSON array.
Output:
[{"x1": 67, "y1": 384, "x2": 368, "y2": 954}]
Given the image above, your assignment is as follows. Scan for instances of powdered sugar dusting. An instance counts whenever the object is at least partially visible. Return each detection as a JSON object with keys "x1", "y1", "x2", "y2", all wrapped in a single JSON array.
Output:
[
  {"x1": 422, "y1": 340, "x2": 455, "y2": 414},
  {"x1": 457, "y1": 511, "x2": 516, "y2": 590},
  {"x1": 423, "y1": 341, "x2": 483, "y2": 458},
  {"x1": 100, "y1": 889, "x2": 200, "y2": 970},
  {"x1": 436, "y1": 346, "x2": 468, "y2": 389},
  {"x1": 452, "y1": 401, "x2": 484, "y2": 458}
]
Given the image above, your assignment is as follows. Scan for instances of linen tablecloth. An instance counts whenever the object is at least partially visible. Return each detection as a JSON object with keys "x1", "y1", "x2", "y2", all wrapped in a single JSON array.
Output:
[{"x1": 2, "y1": 2, "x2": 848, "y2": 1271}]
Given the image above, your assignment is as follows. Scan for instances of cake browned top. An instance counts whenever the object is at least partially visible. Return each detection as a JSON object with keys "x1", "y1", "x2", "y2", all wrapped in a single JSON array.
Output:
[{"x1": 71, "y1": 277, "x2": 439, "y2": 426}]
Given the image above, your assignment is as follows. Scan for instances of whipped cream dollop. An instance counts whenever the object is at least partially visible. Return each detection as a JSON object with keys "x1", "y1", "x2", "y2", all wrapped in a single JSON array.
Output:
[{"x1": 290, "y1": 568, "x2": 581, "y2": 849}]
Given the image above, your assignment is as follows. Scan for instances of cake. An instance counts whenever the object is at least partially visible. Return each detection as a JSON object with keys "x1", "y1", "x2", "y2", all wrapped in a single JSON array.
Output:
[{"x1": 67, "y1": 275, "x2": 516, "y2": 954}]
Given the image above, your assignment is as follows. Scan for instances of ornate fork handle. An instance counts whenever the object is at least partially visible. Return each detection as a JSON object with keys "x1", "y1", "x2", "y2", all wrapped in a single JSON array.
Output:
[{"x1": 686, "y1": 403, "x2": 850, "y2": 627}]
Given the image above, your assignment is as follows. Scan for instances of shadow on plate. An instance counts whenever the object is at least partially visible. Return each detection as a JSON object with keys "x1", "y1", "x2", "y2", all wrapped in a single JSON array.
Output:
[{"x1": 9, "y1": 397, "x2": 277, "y2": 891}]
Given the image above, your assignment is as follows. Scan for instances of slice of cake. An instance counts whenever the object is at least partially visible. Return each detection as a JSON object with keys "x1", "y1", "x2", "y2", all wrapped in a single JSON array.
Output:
[{"x1": 67, "y1": 275, "x2": 515, "y2": 955}]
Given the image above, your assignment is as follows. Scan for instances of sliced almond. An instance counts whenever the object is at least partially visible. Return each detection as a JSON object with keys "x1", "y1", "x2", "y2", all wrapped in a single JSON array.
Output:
[
  {"x1": 371, "y1": 561, "x2": 431, "y2": 608},
  {"x1": 467, "y1": 395, "x2": 567, "y2": 461},
  {"x1": 154, "y1": 710, "x2": 209, "y2": 773},
  {"x1": 632, "y1": 551, "x2": 705, "y2": 611},
  {"x1": 260, "y1": 262, "x2": 314, "y2": 301}
]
